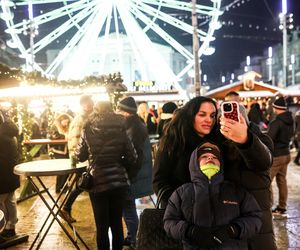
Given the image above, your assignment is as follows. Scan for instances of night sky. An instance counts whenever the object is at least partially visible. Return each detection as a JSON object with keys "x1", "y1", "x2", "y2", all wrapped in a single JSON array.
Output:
[
  {"x1": 202, "y1": 0, "x2": 300, "y2": 83},
  {"x1": 0, "y1": 0, "x2": 299, "y2": 85}
]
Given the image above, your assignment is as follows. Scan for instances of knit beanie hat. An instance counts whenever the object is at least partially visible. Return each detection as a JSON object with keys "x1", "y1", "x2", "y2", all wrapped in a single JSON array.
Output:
[
  {"x1": 197, "y1": 142, "x2": 221, "y2": 162},
  {"x1": 162, "y1": 102, "x2": 177, "y2": 114},
  {"x1": 272, "y1": 96, "x2": 287, "y2": 110},
  {"x1": 118, "y1": 96, "x2": 137, "y2": 114}
]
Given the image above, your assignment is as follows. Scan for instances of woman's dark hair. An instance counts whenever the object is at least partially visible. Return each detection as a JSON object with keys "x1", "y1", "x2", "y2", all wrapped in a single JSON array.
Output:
[{"x1": 159, "y1": 96, "x2": 217, "y2": 157}]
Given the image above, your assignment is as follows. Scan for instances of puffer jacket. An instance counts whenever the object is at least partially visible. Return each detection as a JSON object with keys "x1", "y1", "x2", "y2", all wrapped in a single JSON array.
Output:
[
  {"x1": 154, "y1": 122, "x2": 276, "y2": 249},
  {"x1": 164, "y1": 146, "x2": 262, "y2": 250},
  {"x1": 0, "y1": 119, "x2": 20, "y2": 194},
  {"x1": 219, "y1": 123, "x2": 275, "y2": 249},
  {"x1": 76, "y1": 112, "x2": 137, "y2": 193},
  {"x1": 267, "y1": 111, "x2": 294, "y2": 156}
]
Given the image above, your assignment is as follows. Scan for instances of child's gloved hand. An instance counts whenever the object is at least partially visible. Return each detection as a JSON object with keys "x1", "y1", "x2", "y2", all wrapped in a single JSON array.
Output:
[
  {"x1": 186, "y1": 224, "x2": 218, "y2": 248},
  {"x1": 212, "y1": 224, "x2": 240, "y2": 244}
]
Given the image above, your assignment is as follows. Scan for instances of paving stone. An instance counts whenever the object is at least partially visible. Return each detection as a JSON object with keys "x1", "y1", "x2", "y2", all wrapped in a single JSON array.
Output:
[{"x1": 5, "y1": 155, "x2": 300, "y2": 249}]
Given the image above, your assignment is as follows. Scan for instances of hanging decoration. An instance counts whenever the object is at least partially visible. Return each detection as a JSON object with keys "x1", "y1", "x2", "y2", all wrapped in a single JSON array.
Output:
[{"x1": 0, "y1": 63, "x2": 126, "y2": 93}]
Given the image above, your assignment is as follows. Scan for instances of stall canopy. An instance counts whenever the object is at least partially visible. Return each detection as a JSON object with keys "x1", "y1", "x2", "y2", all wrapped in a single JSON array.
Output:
[{"x1": 205, "y1": 71, "x2": 285, "y2": 100}]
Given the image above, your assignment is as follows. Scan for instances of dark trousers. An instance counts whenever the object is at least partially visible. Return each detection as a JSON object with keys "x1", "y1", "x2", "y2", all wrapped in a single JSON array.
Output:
[
  {"x1": 123, "y1": 191, "x2": 139, "y2": 247},
  {"x1": 89, "y1": 188, "x2": 127, "y2": 250},
  {"x1": 64, "y1": 187, "x2": 83, "y2": 212},
  {"x1": 63, "y1": 172, "x2": 85, "y2": 212},
  {"x1": 56, "y1": 174, "x2": 68, "y2": 193}
]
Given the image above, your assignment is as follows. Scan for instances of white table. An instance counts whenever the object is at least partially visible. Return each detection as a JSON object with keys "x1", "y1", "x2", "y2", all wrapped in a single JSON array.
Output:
[{"x1": 14, "y1": 159, "x2": 89, "y2": 249}]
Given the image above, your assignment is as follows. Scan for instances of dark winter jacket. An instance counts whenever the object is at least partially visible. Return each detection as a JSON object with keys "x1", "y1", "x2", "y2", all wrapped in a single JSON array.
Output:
[
  {"x1": 76, "y1": 112, "x2": 137, "y2": 193},
  {"x1": 125, "y1": 115, "x2": 153, "y2": 198},
  {"x1": 248, "y1": 103, "x2": 264, "y2": 126},
  {"x1": 218, "y1": 123, "x2": 275, "y2": 249},
  {"x1": 267, "y1": 111, "x2": 294, "y2": 157},
  {"x1": 153, "y1": 122, "x2": 275, "y2": 249},
  {"x1": 0, "y1": 119, "x2": 20, "y2": 194},
  {"x1": 164, "y1": 147, "x2": 262, "y2": 250}
]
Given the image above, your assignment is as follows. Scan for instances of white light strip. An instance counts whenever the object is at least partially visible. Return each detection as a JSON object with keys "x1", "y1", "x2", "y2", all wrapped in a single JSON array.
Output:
[
  {"x1": 47, "y1": 3, "x2": 105, "y2": 76},
  {"x1": 31, "y1": 3, "x2": 96, "y2": 54},
  {"x1": 133, "y1": 0, "x2": 207, "y2": 37},
  {"x1": 113, "y1": 3, "x2": 123, "y2": 73},
  {"x1": 118, "y1": 2, "x2": 186, "y2": 96},
  {"x1": 117, "y1": 2, "x2": 148, "y2": 80},
  {"x1": 128, "y1": 2, "x2": 193, "y2": 60},
  {"x1": 58, "y1": 2, "x2": 108, "y2": 80},
  {"x1": 0, "y1": 85, "x2": 107, "y2": 98},
  {"x1": 99, "y1": 2, "x2": 113, "y2": 73}
]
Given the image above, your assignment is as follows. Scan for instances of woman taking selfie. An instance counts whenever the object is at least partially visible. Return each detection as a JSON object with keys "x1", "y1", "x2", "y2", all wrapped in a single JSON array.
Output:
[{"x1": 153, "y1": 96, "x2": 276, "y2": 249}]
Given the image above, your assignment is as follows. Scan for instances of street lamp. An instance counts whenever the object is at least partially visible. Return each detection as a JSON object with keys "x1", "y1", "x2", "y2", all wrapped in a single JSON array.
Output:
[
  {"x1": 291, "y1": 54, "x2": 295, "y2": 85},
  {"x1": 268, "y1": 46, "x2": 273, "y2": 84},
  {"x1": 221, "y1": 76, "x2": 225, "y2": 83},
  {"x1": 244, "y1": 56, "x2": 250, "y2": 72},
  {"x1": 279, "y1": 0, "x2": 294, "y2": 87},
  {"x1": 191, "y1": 0, "x2": 201, "y2": 96}
]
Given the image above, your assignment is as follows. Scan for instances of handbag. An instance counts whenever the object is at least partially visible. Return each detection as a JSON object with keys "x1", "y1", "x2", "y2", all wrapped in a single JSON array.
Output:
[
  {"x1": 136, "y1": 189, "x2": 182, "y2": 250},
  {"x1": 77, "y1": 164, "x2": 93, "y2": 191}
]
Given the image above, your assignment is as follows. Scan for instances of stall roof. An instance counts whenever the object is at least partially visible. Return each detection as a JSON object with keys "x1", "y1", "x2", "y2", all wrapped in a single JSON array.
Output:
[{"x1": 205, "y1": 80, "x2": 285, "y2": 100}]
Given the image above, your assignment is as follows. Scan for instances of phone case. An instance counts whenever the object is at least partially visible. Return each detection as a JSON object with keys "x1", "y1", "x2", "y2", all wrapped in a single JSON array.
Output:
[{"x1": 221, "y1": 101, "x2": 240, "y2": 122}]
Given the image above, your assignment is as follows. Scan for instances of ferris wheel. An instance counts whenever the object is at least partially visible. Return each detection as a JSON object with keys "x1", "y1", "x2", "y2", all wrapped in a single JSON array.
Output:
[{"x1": 1, "y1": 0, "x2": 222, "y2": 91}]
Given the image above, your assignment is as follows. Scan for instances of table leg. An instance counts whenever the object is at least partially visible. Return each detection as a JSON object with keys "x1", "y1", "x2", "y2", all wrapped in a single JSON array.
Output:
[
  {"x1": 17, "y1": 180, "x2": 47, "y2": 203},
  {"x1": 27, "y1": 175, "x2": 89, "y2": 250},
  {"x1": 36, "y1": 175, "x2": 90, "y2": 250}
]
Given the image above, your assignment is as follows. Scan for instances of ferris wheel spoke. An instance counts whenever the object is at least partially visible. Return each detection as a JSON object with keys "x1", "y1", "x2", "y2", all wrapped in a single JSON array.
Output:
[
  {"x1": 99, "y1": 2, "x2": 113, "y2": 73},
  {"x1": 30, "y1": 4, "x2": 96, "y2": 54},
  {"x1": 132, "y1": 1, "x2": 208, "y2": 38},
  {"x1": 7, "y1": 0, "x2": 97, "y2": 38},
  {"x1": 46, "y1": 4, "x2": 103, "y2": 75},
  {"x1": 117, "y1": 3, "x2": 149, "y2": 80},
  {"x1": 112, "y1": 4, "x2": 123, "y2": 73},
  {"x1": 128, "y1": 3, "x2": 193, "y2": 61},
  {"x1": 138, "y1": 0, "x2": 219, "y2": 15},
  {"x1": 118, "y1": 3, "x2": 179, "y2": 87},
  {"x1": 15, "y1": 0, "x2": 79, "y2": 5},
  {"x1": 58, "y1": 2, "x2": 109, "y2": 79}
]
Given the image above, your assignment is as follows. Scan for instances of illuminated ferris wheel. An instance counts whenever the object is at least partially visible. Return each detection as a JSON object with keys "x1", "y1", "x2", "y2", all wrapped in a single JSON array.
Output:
[{"x1": 1, "y1": 0, "x2": 222, "y2": 91}]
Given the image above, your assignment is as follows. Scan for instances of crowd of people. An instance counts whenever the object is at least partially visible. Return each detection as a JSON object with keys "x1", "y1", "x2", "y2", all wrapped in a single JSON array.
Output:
[{"x1": 1, "y1": 92, "x2": 300, "y2": 249}]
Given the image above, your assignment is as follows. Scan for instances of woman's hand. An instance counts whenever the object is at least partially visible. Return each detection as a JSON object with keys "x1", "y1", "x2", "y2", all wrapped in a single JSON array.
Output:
[{"x1": 219, "y1": 114, "x2": 248, "y2": 144}]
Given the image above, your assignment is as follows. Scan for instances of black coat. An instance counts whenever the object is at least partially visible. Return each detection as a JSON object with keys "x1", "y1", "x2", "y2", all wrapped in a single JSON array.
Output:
[
  {"x1": 267, "y1": 111, "x2": 294, "y2": 156},
  {"x1": 153, "y1": 122, "x2": 276, "y2": 249},
  {"x1": 125, "y1": 115, "x2": 153, "y2": 198},
  {"x1": 76, "y1": 112, "x2": 137, "y2": 193},
  {"x1": 164, "y1": 147, "x2": 262, "y2": 250},
  {"x1": 0, "y1": 120, "x2": 20, "y2": 194},
  {"x1": 219, "y1": 123, "x2": 275, "y2": 249}
]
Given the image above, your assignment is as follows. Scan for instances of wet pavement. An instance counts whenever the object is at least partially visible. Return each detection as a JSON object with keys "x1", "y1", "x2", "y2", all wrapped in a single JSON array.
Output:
[{"x1": 4, "y1": 152, "x2": 300, "y2": 250}]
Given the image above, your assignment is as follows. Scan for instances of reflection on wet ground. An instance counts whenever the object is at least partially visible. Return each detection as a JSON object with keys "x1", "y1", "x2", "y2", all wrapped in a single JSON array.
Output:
[{"x1": 5, "y1": 155, "x2": 300, "y2": 249}]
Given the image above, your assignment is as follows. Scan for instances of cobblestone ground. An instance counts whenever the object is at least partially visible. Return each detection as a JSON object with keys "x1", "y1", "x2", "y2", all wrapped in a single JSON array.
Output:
[{"x1": 5, "y1": 155, "x2": 300, "y2": 250}]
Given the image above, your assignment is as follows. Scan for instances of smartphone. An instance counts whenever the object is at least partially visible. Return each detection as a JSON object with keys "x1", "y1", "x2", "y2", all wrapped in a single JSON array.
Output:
[{"x1": 221, "y1": 101, "x2": 240, "y2": 122}]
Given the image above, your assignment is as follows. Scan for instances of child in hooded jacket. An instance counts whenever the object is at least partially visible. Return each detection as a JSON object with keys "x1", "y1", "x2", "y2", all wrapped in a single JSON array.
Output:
[{"x1": 163, "y1": 141, "x2": 262, "y2": 250}]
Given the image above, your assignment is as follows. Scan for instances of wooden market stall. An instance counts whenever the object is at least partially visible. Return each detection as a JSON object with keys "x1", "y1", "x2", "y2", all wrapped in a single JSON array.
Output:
[{"x1": 204, "y1": 71, "x2": 286, "y2": 109}]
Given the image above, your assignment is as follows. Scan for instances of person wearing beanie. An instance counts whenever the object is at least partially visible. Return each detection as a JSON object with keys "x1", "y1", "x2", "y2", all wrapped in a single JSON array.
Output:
[
  {"x1": 157, "y1": 102, "x2": 177, "y2": 138},
  {"x1": 118, "y1": 96, "x2": 137, "y2": 114},
  {"x1": 116, "y1": 96, "x2": 153, "y2": 248},
  {"x1": 267, "y1": 96, "x2": 294, "y2": 216},
  {"x1": 163, "y1": 141, "x2": 262, "y2": 249}
]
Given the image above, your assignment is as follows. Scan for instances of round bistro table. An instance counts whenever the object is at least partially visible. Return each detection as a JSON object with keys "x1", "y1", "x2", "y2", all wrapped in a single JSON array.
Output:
[{"x1": 14, "y1": 159, "x2": 89, "y2": 250}]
